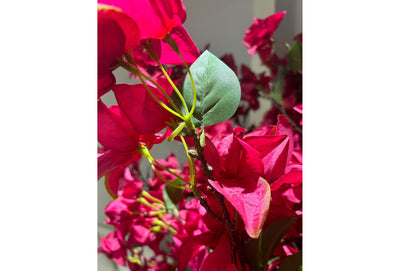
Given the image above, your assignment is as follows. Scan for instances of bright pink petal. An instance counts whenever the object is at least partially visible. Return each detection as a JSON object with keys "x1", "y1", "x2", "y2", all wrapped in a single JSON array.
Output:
[
  {"x1": 177, "y1": 232, "x2": 215, "y2": 271},
  {"x1": 106, "y1": 165, "x2": 143, "y2": 198},
  {"x1": 265, "y1": 186, "x2": 298, "y2": 226},
  {"x1": 244, "y1": 115, "x2": 294, "y2": 182},
  {"x1": 100, "y1": 0, "x2": 186, "y2": 39},
  {"x1": 98, "y1": 231, "x2": 127, "y2": 266},
  {"x1": 148, "y1": 25, "x2": 200, "y2": 65},
  {"x1": 204, "y1": 120, "x2": 233, "y2": 146},
  {"x1": 113, "y1": 84, "x2": 172, "y2": 134},
  {"x1": 98, "y1": 101, "x2": 140, "y2": 152},
  {"x1": 135, "y1": 0, "x2": 186, "y2": 39},
  {"x1": 276, "y1": 115, "x2": 294, "y2": 157},
  {"x1": 97, "y1": 149, "x2": 134, "y2": 179},
  {"x1": 216, "y1": 134, "x2": 237, "y2": 171},
  {"x1": 237, "y1": 145, "x2": 264, "y2": 181},
  {"x1": 98, "y1": 4, "x2": 141, "y2": 96},
  {"x1": 104, "y1": 163, "x2": 128, "y2": 198},
  {"x1": 243, "y1": 11, "x2": 286, "y2": 55},
  {"x1": 188, "y1": 246, "x2": 208, "y2": 271},
  {"x1": 167, "y1": 25, "x2": 200, "y2": 63},
  {"x1": 139, "y1": 131, "x2": 168, "y2": 149},
  {"x1": 98, "y1": 8, "x2": 125, "y2": 75},
  {"x1": 210, "y1": 177, "x2": 271, "y2": 238},
  {"x1": 199, "y1": 232, "x2": 238, "y2": 271},
  {"x1": 104, "y1": 200, "x2": 134, "y2": 234},
  {"x1": 98, "y1": 72, "x2": 116, "y2": 98},
  {"x1": 98, "y1": 4, "x2": 141, "y2": 52},
  {"x1": 205, "y1": 132, "x2": 268, "y2": 238},
  {"x1": 282, "y1": 187, "x2": 301, "y2": 204},
  {"x1": 203, "y1": 136, "x2": 223, "y2": 178},
  {"x1": 293, "y1": 104, "x2": 302, "y2": 114},
  {"x1": 245, "y1": 125, "x2": 276, "y2": 137},
  {"x1": 129, "y1": 224, "x2": 151, "y2": 244},
  {"x1": 270, "y1": 171, "x2": 302, "y2": 191},
  {"x1": 220, "y1": 135, "x2": 264, "y2": 183},
  {"x1": 244, "y1": 134, "x2": 288, "y2": 181},
  {"x1": 119, "y1": 174, "x2": 143, "y2": 199}
]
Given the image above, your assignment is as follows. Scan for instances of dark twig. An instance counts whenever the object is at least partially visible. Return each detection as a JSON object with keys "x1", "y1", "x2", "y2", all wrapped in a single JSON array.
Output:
[
  {"x1": 188, "y1": 129, "x2": 242, "y2": 267},
  {"x1": 199, "y1": 196, "x2": 225, "y2": 225}
]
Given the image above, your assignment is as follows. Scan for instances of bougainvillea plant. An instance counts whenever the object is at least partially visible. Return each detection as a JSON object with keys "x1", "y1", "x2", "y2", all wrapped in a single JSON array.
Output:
[{"x1": 98, "y1": 1, "x2": 302, "y2": 270}]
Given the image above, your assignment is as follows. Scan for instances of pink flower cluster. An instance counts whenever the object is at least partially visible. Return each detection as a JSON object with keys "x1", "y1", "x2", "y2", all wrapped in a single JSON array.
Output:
[
  {"x1": 97, "y1": 1, "x2": 302, "y2": 270},
  {"x1": 97, "y1": 0, "x2": 200, "y2": 194},
  {"x1": 243, "y1": 12, "x2": 302, "y2": 129},
  {"x1": 98, "y1": 0, "x2": 199, "y2": 96},
  {"x1": 99, "y1": 118, "x2": 302, "y2": 270}
]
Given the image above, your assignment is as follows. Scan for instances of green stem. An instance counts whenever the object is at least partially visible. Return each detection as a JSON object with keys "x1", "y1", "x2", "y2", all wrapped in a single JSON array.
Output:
[
  {"x1": 144, "y1": 44, "x2": 190, "y2": 116},
  {"x1": 167, "y1": 122, "x2": 186, "y2": 142},
  {"x1": 271, "y1": 37, "x2": 291, "y2": 51},
  {"x1": 155, "y1": 214, "x2": 178, "y2": 235},
  {"x1": 137, "y1": 145, "x2": 191, "y2": 188},
  {"x1": 179, "y1": 134, "x2": 196, "y2": 187},
  {"x1": 124, "y1": 55, "x2": 184, "y2": 115},
  {"x1": 174, "y1": 46, "x2": 197, "y2": 118},
  {"x1": 152, "y1": 158, "x2": 191, "y2": 185},
  {"x1": 153, "y1": 169, "x2": 192, "y2": 190},
  {"x1": 141, "y1": 191, "x2": 165, "y2": 205},
  {"x1": 136, "y1": 197, "x2": 159, "y2": 209},
  {"x1": 164, "y1": 35, "x2": 198, "y2": 120},
  {"x1": 118, "y1": 59, "x2": 184, "y2": 119}
]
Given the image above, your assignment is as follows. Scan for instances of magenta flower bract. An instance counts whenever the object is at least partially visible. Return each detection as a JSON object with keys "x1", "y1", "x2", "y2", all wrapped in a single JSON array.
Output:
[
  {"x1": 142, "y1": 25, "x2": 200, "y2": 66},
  {"x1": 199, "y1": 232, "x2": 240, "y2": 271},
  {"x1": 243, "y1": 11, "x2": 286, "y2": 60},
  {"x1": 98, "y1": 230, "x2": 128, "y2": 266},
  {"x1": 99, "y1": 0, "x2": 186, "y2": 40},
  {"x1": 204, "y1": 129, "x2": 271, "y2": 239},
  {"x1": 98, "y1": 4, "x2": 141, "y2": 96},
  {"x1": 112, "y1": 83, "x2": 173, "y2": 134},
  {"x1": 97, "y1": 100, "x2": 168, "y2": 197},
  {"x1": 244, "y1": 115, "x2": 294, "y2": 182}
]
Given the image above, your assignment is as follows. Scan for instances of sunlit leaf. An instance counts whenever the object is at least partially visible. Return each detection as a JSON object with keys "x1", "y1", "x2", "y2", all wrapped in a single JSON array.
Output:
[{"x1": 175, "y1": 50, "x2": 241, "y2": 127}]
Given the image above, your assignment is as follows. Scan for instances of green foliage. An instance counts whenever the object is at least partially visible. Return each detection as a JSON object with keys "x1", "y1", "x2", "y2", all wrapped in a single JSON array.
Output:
[
  {"x1": 277, "y1": 250, "x2": 302, "y2": 271},
  {"x1": 271, "y1": 66, "x2": 286, "y2": 106},
  {"x1": 244, "y1": 216, "x2": 298, "y2": 270},
  {"x1": 165, "y1": 178, "x2": 184, "y2": 204},
  {"x1": 288, "y1": 39, "x2": 302, "y2": 71},
  {"x1": 162, "y1": 183, "x2": 180, "y2": 216},
  {"x1": 176, "y1": 50, "x2": 241, "y2": 128}
]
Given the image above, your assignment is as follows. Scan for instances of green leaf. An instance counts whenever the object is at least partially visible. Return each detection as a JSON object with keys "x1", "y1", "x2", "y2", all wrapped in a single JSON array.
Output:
[
  {"x1": 259, "y1": 217, "x2": 298, "y2": 263},
  {"x1": 165, "y1": 178, "x2": 184, "y2": 204},
  {"x1": 277, "y1": 250, "x2": 302, "y2": 271},
  {"x1": 244, "y1": 216, "x2": 298, "y2": 270},
  {"x1": 162, "y1": 185, "x2": 179, "y2": 216},
  {"x1": 244, "y1": 237, "x2": 264, "y2": 271},
  {"x1": 176, "y1": 50, "x2": 241, "y2": 128},
  {"x1": 288, "y1": 40, "x2": 302, "y2": 71},
  {"x1": 271, "y1": 66, "x2": 286, "y2": 106}
]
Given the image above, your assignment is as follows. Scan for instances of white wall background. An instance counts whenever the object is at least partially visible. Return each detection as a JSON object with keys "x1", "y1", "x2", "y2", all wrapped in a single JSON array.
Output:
[{"x1": 98, "y1": 1, "x2": 301, "y2": 270}]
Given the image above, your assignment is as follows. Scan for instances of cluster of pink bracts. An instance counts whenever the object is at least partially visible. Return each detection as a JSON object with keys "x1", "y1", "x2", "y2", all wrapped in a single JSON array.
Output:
[{"x1": 98, "y1": 1, "x2": 302, "y2": 270}]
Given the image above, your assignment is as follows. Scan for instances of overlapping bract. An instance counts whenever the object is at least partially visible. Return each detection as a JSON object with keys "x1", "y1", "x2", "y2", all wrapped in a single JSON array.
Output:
[
  {"x1": 243, "y1": 11, "x2": 286, "y2": 60},
  {"x1": 97, "y1": 0, "x2": 199, "y2": 97},
  {"x1": 97, "y1": 99, "x2": 168, "y2": 197},
  {"x1": 97, "y1": 0, "x2": 199, "y2": 196}
]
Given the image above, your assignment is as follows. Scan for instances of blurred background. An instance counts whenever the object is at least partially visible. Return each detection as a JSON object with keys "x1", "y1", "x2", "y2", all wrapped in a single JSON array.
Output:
[{"x1": 98, "y1": 0, "x2": 302, "y2": 269}]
